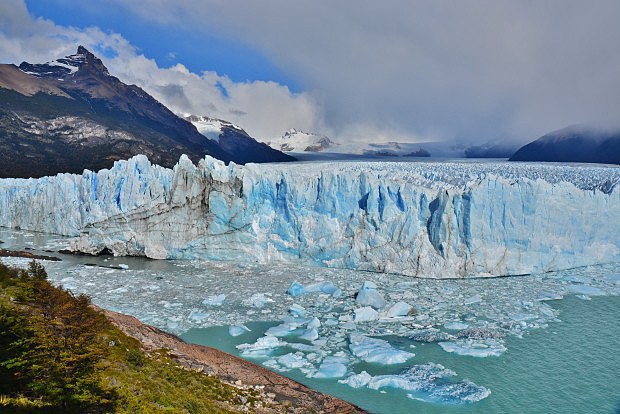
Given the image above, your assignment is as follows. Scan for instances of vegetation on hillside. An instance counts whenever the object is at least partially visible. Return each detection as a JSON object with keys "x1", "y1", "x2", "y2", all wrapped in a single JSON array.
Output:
[{"x1": 0, "y1": 260, "x2": 261, "y2": 413}]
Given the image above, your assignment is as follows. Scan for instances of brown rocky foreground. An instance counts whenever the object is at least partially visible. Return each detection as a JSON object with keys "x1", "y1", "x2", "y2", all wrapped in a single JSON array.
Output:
[{"x1": 100, "y1": 307, "x2": 367, "y2": 414}]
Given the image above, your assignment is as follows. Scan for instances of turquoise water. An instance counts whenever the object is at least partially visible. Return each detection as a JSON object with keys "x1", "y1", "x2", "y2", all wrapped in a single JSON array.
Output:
[
  {"x1": 183, "y1": 295, "x2": 620, "y2": 414},
  {"x1": 2, "y1": 228, "x2": 619, "y2": 413}
]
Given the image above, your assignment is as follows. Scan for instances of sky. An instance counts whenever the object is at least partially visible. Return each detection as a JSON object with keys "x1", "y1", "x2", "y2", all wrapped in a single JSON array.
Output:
[{"x1": 1, "y1": 0, "x2": 620, "y2": 145}]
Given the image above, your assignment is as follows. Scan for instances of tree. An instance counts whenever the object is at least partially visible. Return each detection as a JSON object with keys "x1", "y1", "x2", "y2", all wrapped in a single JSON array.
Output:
[{"x1": 1, "y1": 261, "x2": 115, "y2": 411}]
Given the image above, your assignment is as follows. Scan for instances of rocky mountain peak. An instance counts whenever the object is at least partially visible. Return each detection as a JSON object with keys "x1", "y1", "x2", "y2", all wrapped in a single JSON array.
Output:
[{"x1": 18, "y1": 46, "x2": 109, "y2": 80}]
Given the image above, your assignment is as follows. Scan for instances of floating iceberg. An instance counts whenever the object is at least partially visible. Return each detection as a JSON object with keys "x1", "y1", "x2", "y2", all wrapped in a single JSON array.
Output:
[
  {"x1": 349, "y1": 334, "x2": 414, "y2": 364},
  {"x1": 354, "y1": 306, "x2": 379, "y2": 322},
  {"x1": 310, "y1": 356, "x2": 349, "y2": 378},
  {"x1": 444, "y1": 322, "x2": 469, "y2": 330},
  {"x1": 202, "y1": 294, "x2": 226, "y2": 306},
  {"x1": 287, "y1": 280, "x2": 340, "y2": 296},
  {"x1": 438, "y1": 339, "x2": 507, "y2": 357},
  {"x1": 339, "y1": 371, "x2": 373, "y2": 388},
  {"x1": 236, "y1": 336, "x2": 286, "y2": 356},
  {"x1": 367, "y1": 363, "x2": 491, "y2": 404},
  {"x1": 289, "y1": 303, "x2": 307, "y2": 316},
  {"x1": 356, "y1": 281, "x2": 386, "y2": 309},
  {"x1": 275, "y1": 353, "x2": 313, "y2": 370},
  {"x1": 228, "y1": 325, "x2": 251, "y2": 337},
  {"x1": 244, "y1": 293, "x2": 273, "y2": 308},
  {"x1": 382, "y1": 301, "x2": 414, "y2": 318}
]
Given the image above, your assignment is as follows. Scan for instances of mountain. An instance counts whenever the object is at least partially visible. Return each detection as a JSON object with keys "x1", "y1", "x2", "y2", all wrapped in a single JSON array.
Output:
[
  {"x1": 265, "y1": 129, "x2": 336, "y2": 152},
  {"x1": 510, "y1": 126, "x2": 620, "y2": 164},
  {"x1": 185, "y1": 115, "x2": 294, "y2": 163},
  {"x1": 0, "y1": 46, "x2": 292, "y2": 178},
  {"x1": 464, "y1": 142, "x2": 519, "y2": 158}
]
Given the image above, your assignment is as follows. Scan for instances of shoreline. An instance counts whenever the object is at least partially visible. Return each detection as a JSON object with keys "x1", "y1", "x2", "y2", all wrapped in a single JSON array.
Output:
[{"x1": 98, "y1": 306, "x2": 366, "y2": 414}]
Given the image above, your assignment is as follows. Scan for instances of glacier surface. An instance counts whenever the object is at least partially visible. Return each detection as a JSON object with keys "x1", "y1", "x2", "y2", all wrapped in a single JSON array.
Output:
[{"x1": 0, "y1": 155, "x2": 618, "y2": 277}]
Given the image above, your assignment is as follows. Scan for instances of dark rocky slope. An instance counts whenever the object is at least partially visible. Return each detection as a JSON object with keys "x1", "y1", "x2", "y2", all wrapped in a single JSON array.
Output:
[
  {"x1": 0, "y1": 47, "x2": 293, "y2": 178},
  {"x1": 510, "y1": 126, "x2": 620, "y2": 164}
]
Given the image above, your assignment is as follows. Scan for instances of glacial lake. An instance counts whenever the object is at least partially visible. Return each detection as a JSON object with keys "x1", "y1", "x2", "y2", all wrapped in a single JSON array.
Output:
[{"x1": 1, "y1": 228, "x2": 619, "y2": 413}]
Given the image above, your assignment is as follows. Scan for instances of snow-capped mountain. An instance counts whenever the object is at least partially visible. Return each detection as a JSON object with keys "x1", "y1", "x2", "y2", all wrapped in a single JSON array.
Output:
[
  {"x1": 19, "y1": 46, "x2": 107, "y2": 79},
  {"x1": 186, "y1": 115, "x2": 295, "y2": 163},
  {"x1": 510, "y1": 125, "x2": 620, "y2": 164},
  {"x1": 265, "y1": 130, "x2": 510, "y2": 159},
  {"x1": 0, "y1": 46, "x2": 293, "y2": 178},
  {"x1": 266, "y1": 129, "x2": 336, "y2": 152}
]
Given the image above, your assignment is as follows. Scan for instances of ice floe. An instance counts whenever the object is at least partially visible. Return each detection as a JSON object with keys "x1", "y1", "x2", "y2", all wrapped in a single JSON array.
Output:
[
  {"x1": 356, "y1": 281, "x2": 386, "y2": 309},
  {"x1": 349, "y1": 334, "x2": 414, "y2": 364},
  {"x1": 366, "y1": 363, "x2": 491, "y2": 403},
  {"x1": 202, "y1": 294, "x2": 226, "y2": 306},
  {"x1": 228, "y1": 325, "x2": 251, "y2": 337},
  {"x1": 438, "y1": 339, "x2": 507, "y2": 357}
]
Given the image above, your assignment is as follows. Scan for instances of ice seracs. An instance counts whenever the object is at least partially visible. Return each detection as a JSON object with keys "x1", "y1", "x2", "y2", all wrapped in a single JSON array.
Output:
[{"x1": 0, "y1": 155, "x2": 618, "y2": 278}]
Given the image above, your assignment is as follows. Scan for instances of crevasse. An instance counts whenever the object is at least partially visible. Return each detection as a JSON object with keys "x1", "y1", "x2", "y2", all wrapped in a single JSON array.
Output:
[{"x1": 0, "y1": 155, "x2": 618, "y2": 278}]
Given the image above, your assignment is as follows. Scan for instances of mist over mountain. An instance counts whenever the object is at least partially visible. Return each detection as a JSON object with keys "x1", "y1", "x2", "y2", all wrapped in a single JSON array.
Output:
[{"x1": 510, "y1": 126, "x2": 620, "y2": 165}]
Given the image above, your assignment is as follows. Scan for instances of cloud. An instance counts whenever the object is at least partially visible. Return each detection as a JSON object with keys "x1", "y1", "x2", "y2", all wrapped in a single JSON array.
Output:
[
  {"x1": 0, "y1": 0, "x2": 321, "y2": 141},
  {"x1": 100, "y1": 0, "x2": 620, "y2": 143},
  {"x1": 3, "y1": 0, "x2": 620, "y2": 144}
]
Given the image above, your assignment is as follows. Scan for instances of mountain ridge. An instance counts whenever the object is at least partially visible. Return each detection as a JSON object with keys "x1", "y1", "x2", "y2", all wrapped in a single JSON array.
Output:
[
  {"x1": 0, "y1": 46, "x2": 293, "y2": 178},
  {"x1": 510, "y1": 125, "x2": 620, "y2": 164}
]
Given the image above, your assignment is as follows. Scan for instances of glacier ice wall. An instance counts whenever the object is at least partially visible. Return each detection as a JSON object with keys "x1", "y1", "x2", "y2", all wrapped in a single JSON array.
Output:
[{"x1": 0, "y1": 155, "x2": 618, "y2": 278}]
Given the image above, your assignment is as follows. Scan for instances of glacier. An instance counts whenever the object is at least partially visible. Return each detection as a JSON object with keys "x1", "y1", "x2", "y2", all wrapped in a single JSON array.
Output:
[{"x1": 0, "y1": 155, "x2": 618, "y2": 278}]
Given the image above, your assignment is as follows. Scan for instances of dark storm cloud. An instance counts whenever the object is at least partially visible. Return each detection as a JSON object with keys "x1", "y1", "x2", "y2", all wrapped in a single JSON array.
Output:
[{"x1": 111, "y1": 0, "x2": 620, "y2": 143}]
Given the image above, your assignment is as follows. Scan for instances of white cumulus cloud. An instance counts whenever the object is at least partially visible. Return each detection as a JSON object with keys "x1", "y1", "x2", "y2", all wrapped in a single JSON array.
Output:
[{"x1": 0, "y1": 0, "x2": 322, "y2": 141}]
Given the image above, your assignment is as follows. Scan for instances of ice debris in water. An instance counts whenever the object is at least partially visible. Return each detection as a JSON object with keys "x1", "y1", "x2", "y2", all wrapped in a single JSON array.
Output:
[
  {"x1": 289, "y1": 303, "x2": 307, "y2": 316},
  {"x1": 228, "y1": 325, "x2": 250, "y2": 337},
  {"x1": 287, "y1": 280, "x2": 341, "y2": 297},
  {"x1": 4, "y1": 230, "x2": 620, "y2": 407},
  {"x1": 354, "y1": 306, "x2": 379, "y2": 322},
  {"x1": 266, "y1": 353, "x2": 313, "y2": 371},
  {"x1": 438, "y1": 339, "x2": 507, "y2": 357},
  {"x1": 349, "y1": 334, "x2": 414, "y2": 364},
  {"x1": 382, "y1": 301, "x2": 414, "y2": 318},
  {"x1": 244, "y1": 293, "x2": 273, "y2": 308},
  {"x1": 409, "y1": 329, "x2": 453, "y2": 343},
  {"x1": 236, "y1": 336, "x2": 285, "y2": 356},
  {"x1": 339, "y1": 371, "x2": 373, "y2": 388},
  {"x1": 310, "y1": 356, "x2": 349, "y2": 378},
  {"x1": 202, "y1": 294, "x2": 226, "y2": 306},
  {"x1": 366, "y1": 363, "x2": 491, "y2": 404},
  {"x1": 569, "y1": 284, "x2": 604, "y2": 296},
  {"x1": 355, "y1": 281, "x2": 386, "y2": 309},
  {"x1": 444, "y1": 322, "x2": 469, "y2": 330}
]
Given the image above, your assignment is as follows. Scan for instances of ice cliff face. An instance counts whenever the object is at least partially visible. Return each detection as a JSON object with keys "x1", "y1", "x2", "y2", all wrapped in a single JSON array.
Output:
[{"x1": 0, "y1": 155, "x2": 618, "y2": 278}]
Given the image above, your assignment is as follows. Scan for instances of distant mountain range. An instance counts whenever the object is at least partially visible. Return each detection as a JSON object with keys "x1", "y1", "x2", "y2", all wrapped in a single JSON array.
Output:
[
  {"x1": 185, "y1": 115, "x2": 291, "y2": 164},
  {"x1": 265, "y1": 129, "x2": 336, "y2": 153},
  {"x1": 0, "y1": 46, "x2": 293, "y2": 178},
  {"x1": 510, "y1": 126, "x2": 620, "y2": 164},
  {"x1": 263, "y1": 131, "x2": 517, "y2": 160}
]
